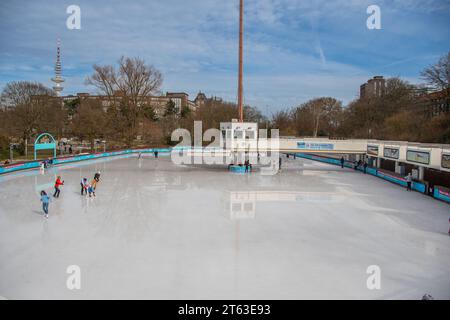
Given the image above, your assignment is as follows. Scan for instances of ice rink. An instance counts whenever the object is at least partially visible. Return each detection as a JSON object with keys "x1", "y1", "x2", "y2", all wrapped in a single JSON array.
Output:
[{"x1": 0, "y1": 154, "x2": 449, "y2": 300}]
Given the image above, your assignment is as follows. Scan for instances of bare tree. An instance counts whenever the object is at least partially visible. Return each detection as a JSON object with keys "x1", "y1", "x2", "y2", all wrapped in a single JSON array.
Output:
[
  {"x1": 0, "y1": 82, "x2": 58, "y2": 157},
  {"x1": 271, "y1": 110, "x2": 295, "y2": 136},
  {"x1": 421, "y1": 52, "x2": 450, "y2": 91},
  {"x1": 86, "y1": 56, "x2": 163, "y2": 145},
  {"x1": 3, "y1": 95, "x2": 64, "y2": 158},
  {"x1": 86, "y1": 56, "x2": 163, "y2": 102},
  {"x1": 70, "y1": 99, "x2": 106, "y2": 152},
  {"x1": 300, "y1": 97, "x2": 342, "y2": 137},
  {"x1": 1, "y1": 81, "x2": 54, "y2": 107}
]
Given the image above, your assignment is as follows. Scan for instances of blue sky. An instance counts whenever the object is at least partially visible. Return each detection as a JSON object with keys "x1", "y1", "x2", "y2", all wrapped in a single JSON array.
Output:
[{"x1": 0, "y1": 0, "x2": 449, "y2": 114}]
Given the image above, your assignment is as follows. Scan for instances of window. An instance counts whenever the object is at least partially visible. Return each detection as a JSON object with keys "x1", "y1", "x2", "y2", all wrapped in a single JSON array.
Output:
[
  {"x1": 232, "y1": 203, "x2": 242, "y2": 213},
  {"x1": 383, "y1": 147, "x2": 399, "y2": 159},
  {"x1": 243, "y1": 202, "x2": 254, "y2": 212},
  {"x1": 442, "y1": 154, "x2": 450, "y2": 169},
  {"x1": 367, "y1": 145, "x2": 379, "y2": 156},
  {"x1": 406, "y1": 150, "x2": 430, "y2": 165},
  {"x1": 234, "y1": 130, "x2": 243, "y2": 139}
]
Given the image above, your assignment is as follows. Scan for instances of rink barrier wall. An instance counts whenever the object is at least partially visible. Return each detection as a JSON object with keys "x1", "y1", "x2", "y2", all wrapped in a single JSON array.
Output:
[
  {"x1": 434, "y1": 187, "x2": 450, "y2": 203},
  {"x1": 0, "y1": 148, "x2": 172, "y2": 175},
  {"x1": 295, "y1": 153, "x2": 429, "y2": 196},
  {"x1": 1, "y1": 149, "x2": 447, "y2": 204},
  {"x1": 229, "y1": 165, "x2": 248, "y2": 174}
]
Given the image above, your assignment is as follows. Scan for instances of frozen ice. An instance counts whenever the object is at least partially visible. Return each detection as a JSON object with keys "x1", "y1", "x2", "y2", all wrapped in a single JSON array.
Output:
[{"x1": 0, "y1": 154, "x2": 449, "y2": 299}]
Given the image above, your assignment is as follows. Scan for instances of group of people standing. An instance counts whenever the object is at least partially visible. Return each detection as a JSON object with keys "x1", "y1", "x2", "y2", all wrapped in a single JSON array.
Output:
[
  {"x1": 80, "y1": 172, "x2": 101, "y2": 198},
  {"x1": 39, "y1": 171, "x2": 101, "y2": 219},
  {"x1": 41, "y1": 158, "x2": 54, "y2": 170},
  {"x1": 339, "y1": 157, "x2": 368, "y2": 173}
]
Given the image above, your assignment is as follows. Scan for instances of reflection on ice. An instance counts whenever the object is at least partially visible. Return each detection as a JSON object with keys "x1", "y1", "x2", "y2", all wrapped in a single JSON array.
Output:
[{"x1": 228, "y1": 191, "x2": 340, "y2": 220}]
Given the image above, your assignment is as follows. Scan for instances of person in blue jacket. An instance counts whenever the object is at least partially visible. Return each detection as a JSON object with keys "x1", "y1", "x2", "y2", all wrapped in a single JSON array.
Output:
[{"x1": 40, "y1": 190, "x2": 50, "y2": 218}]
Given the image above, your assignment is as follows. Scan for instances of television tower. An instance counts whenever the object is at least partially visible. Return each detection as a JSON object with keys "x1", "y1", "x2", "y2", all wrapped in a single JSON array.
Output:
[
  {"x1": 237, "y1": 0, "x2": 244, "y2": 122},
  {"x1": 51, "y1": 39, "x2": 65, "y2": 96}
]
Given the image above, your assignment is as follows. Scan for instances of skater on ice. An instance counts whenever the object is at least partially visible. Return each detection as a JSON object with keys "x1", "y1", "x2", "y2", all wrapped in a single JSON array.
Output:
[
  {"x1": 80, "y1": 178, "x2": 88, "y2": 195},
  {"x1": 244, "y1": 159, "x2": 252, "y2": 173},
  {"x1": 88, "y1": 182, "x2": 96, "y2": 197},
  {"x1": 91, "y1": 178, "x2": 98, "y2": 192},
  {"x1": 94, "y1": 171, "x2": 101, "y2": 183},
  {"x1": 92, "y1": 172, "x2": 101, "y2": 190},
  {"x1": 53, "y1": 176, "x2": 64, "y2": 198},
  {"x1": 40, "y1": 190, "x2": 50, "y2": 218}
]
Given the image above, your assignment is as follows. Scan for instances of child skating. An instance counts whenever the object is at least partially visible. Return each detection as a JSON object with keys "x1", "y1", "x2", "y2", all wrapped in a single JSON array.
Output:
[
  {"x1": 88, "y1": 182, "x2": 96, "y2": 197},
  {"x1": 40, "y1": 190, "x2": 50, "y2": 218},
  {"x1": 91, "y1": 177, "x2": 98, "y2": 190},
  {"x1": 92, "y1": 172, "x2": 101, "y2": 191},
  {"x1": 80, "y1": 178, "x2": 88, "y2": 195}
]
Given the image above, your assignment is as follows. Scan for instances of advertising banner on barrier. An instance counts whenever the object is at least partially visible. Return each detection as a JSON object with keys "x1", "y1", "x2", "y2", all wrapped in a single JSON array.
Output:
[
  {"x1": 297, "y1": 142, "x2": 334, "y2": 151},
  {"x1": 434, "y1": 187, "x2": 450, "y2": 203}
]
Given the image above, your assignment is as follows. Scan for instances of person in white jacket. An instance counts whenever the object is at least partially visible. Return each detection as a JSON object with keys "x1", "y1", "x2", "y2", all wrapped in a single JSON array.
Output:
[{"x1": 405, "y1": 173, "x2": 412, "y2": 191}]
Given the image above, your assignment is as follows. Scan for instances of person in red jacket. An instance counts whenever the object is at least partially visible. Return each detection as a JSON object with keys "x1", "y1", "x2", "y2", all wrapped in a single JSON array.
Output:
[{"x1": 53, "y1": 176, "x2": 64, "y2": 198}]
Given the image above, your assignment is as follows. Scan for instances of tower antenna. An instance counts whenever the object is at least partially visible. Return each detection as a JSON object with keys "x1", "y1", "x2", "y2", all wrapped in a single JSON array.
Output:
[{"x1": 51, "y1": 38, "x2": 65, "y2": 96}]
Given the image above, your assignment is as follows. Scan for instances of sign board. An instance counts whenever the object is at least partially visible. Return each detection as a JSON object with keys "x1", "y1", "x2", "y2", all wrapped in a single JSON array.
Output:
[
  {"x1": 367, "y1": 145, "x2": 379, "y2": 156},
  {"x1": 406, "y1": 150, "x2": 430, "y2": 165},
  {"x1": 442, "y1": 154, "x2": 450, "y2": 169},
  {"x1": 297, "y1": 142, "x2": 334, "y2": 151},
  {"x1": 383, "y1": 147, "x2": 399, "y2": 159}
]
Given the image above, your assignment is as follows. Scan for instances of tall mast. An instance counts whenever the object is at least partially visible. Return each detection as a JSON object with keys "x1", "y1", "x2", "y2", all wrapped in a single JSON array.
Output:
[
  {"x1": 237, "y1": 0, "x2": 244, "y2": 122},
  {"x1": 51, "y1": 38, "x2": 65, "y2": 96}
]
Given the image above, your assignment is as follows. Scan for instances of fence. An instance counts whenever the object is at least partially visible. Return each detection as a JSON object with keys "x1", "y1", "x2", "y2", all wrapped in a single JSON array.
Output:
[{"x1": 295, "y1": 153, "x2": 446, "y2": 204}]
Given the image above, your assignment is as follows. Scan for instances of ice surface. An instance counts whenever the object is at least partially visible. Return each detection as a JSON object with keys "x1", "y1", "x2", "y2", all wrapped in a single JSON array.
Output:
[{"x1": 0, "y1": 154, "x2": 449, "y2": 299}]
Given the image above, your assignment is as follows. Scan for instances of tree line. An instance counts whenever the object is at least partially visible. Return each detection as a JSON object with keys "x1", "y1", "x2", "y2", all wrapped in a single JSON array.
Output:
[
  {"x1": 271, "y1": 53, "x2": 449, "y2": 142},
  {"x1": 0, "y1": 53, "x2": 448, "y2": 160},
  {"x1": 0, "y1": 56, "x2": 266, "y2": 159}
]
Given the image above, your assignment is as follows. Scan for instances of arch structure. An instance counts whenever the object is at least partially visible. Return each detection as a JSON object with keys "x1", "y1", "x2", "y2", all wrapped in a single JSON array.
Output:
[{"x1": 34, "y1": 133, "x2": 57, "y2": 160}]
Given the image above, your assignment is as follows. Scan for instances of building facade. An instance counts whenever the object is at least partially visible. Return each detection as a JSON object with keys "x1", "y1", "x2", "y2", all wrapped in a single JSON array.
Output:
[
  {"x1": 421, "y1": 88, "x2": 450, "y2": 117},
  {"x1": 55, "y1": 91, "x2": 210, "y2": 118},
  {"x1": 360, "y1": 76, "x2": 386, "y2": 99}
]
